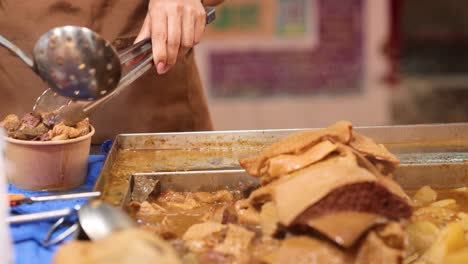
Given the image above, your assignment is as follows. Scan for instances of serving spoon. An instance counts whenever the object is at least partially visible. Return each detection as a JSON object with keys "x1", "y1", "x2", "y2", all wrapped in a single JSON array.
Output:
[{"x1": 41, "y1": 200, "x2": 136, "y2": 246}]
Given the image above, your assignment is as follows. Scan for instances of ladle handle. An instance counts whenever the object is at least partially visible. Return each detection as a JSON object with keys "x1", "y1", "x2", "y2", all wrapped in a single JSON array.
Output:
[
  {"x1": 82, "y1": 6, "x2": 216, "y2": 115},
  {"x1": 0, "y1": 34, "x2": 35, "y2": 70}
]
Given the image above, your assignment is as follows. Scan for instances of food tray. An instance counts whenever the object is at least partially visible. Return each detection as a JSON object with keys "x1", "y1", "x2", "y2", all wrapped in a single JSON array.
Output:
[{"x1": 93, "y1": 123, "x2": 468, "y2": 207}]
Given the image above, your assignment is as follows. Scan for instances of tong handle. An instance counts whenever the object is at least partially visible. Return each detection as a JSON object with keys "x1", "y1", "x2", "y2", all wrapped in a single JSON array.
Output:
[{"x1": 118, "y1": 38, "x2": 152, "y2": 66}]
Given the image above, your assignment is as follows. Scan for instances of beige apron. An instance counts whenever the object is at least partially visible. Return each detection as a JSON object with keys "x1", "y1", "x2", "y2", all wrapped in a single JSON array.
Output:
[{"x1": 0, "y1": 0, "x2": 213, "y2": 144}]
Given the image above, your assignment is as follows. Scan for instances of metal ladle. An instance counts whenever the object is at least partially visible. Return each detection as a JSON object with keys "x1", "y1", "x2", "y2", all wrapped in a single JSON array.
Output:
[
  {"x1": 8, "y1": 199, "x2": 135, "y2": 246},
  {"x1": 0, "y1": 26, "x2": 121, "y2": 100},
  {"x1": 76, "y1": 199, "x2": 135, "y2": 241},
  {"x1": 42, "y1": 200, "x2": 135, "y2": 245}
]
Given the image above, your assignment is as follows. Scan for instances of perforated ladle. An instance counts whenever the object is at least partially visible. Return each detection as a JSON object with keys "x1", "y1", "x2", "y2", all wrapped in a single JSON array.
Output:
[
  {"x1": 1, "y1": 7, "x2": 216, "y2": 126},
  {"x1": 0, "y1": 26, "x2": 121, "y2": 100}
]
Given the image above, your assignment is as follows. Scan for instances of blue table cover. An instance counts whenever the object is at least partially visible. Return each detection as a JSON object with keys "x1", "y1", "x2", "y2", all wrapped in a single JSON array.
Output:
[{"x1": 9, "y1": 154, "x2": 106, "y2": 264}]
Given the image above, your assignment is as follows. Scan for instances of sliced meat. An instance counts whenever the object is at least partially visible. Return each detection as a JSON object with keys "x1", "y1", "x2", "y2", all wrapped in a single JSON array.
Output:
[
  {"x1": 261, "y1": 140, "x2": 338, "y2": 184},
  {"x1": 236, "y1": 123, "x2": 411, "y2": 251},
  {"x1": 293, "y1": 181, "x2": 412, "y2": 225},
  {"x1": 240, "y1": 121, "x2": 353, "y2": 177},
  {"x1": 272, "y1": 154, "x2": 376, "y2": 226},
  {"x1": 350, "y1": 132, "x2": 399, "y2": 174},
  {"x1": 272, "y1": 153, "x2": 411, "y2": 226},
  {"x1": 303, "y1": 211, "x2": 388, "y2": 248}
]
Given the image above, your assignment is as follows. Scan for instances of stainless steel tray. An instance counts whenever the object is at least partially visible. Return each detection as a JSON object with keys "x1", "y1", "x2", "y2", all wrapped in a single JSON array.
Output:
[{"x1": 93, "y1": 123, "x2": 468, "y2": 207}]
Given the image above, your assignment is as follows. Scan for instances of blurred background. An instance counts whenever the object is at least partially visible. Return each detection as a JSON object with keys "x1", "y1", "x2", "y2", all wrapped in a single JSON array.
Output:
[{"x1": 195, "y1": 0, "x2": 468, "y2": 130}]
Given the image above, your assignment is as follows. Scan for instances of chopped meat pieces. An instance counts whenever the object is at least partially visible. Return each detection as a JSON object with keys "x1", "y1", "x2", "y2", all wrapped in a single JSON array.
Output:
[
  {"x1": 274, "y1": 236, "x2": 352, "y2": 264},
  {"x1": 214, "y1": 224, "x2": 254, "y2": 259},
  {"x1": 51, "y1": 119, "x2": 90, "y2": 141},
  {"x1": 0, "y1": 114, "x2": 20, "y2": 131},
  {"x1": 41, "y1": 112, "x2": 61, "y2": 127},
  {"x1": 354, "y1": 223, "x2": 405, "y2": 264},
  {"x1": 197, "y1": 251, "x2": 231, "y2": 264},
  {"x1": 182, "y1": 223, "x2": 227, "y2": 252},
  {"x1": 0, "y1": 112, "x2": 90, "y2": 141},
  {"x1": 38, "y1": 132, "x2": 52, "y2": 141},
  {"x1": 194, "y1": 190, "x2": 233, "y2": 204},
  {"x1": 221, "y1": 207, "x2": 238, "y2": 224},
  {"x1": 183, "y1": 223, "x2": 226, "y2": 241},
  {"x1": 21, "y1": 113, "x2": 41, "y2": 128}
]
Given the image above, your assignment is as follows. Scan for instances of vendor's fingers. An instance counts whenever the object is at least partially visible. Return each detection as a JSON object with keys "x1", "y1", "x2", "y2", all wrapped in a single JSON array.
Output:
[
  {"x1": 194, "y1": 8, "x2": 206, "y2": 44},
  {"x1": 166, "y1": 6, "x2": 182, "y2": 69},
  {"x1": 181, "y1": 8, "x2": 196, "y2": 48},
  {"x1": 149, "y1": 9, "x2": 168, "y2": 74},
  {"x1": 134, "y1": 15, "x2": 151, "y2": 43}
]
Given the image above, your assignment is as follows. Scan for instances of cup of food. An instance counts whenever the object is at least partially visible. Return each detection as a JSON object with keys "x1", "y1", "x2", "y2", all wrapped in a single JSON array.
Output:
[{"x1": 1, "y1": 112, "x2": 94, "y2": 190}]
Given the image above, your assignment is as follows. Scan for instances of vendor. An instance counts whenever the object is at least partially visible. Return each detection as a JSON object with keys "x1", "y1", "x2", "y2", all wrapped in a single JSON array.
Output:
[{"x1": 0, "y1": 0, "x2": 224, "y2": 143}]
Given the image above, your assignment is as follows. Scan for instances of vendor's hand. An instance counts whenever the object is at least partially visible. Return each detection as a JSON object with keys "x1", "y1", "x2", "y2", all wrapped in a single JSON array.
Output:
[{"x1": 135, "y1": 0, "x2": 207, "y2": 75}]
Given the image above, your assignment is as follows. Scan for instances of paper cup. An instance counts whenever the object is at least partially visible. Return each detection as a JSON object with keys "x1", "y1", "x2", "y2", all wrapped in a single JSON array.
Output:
[{"x1": 4, "y1": 127, "x2": 95, "y2": 190}]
